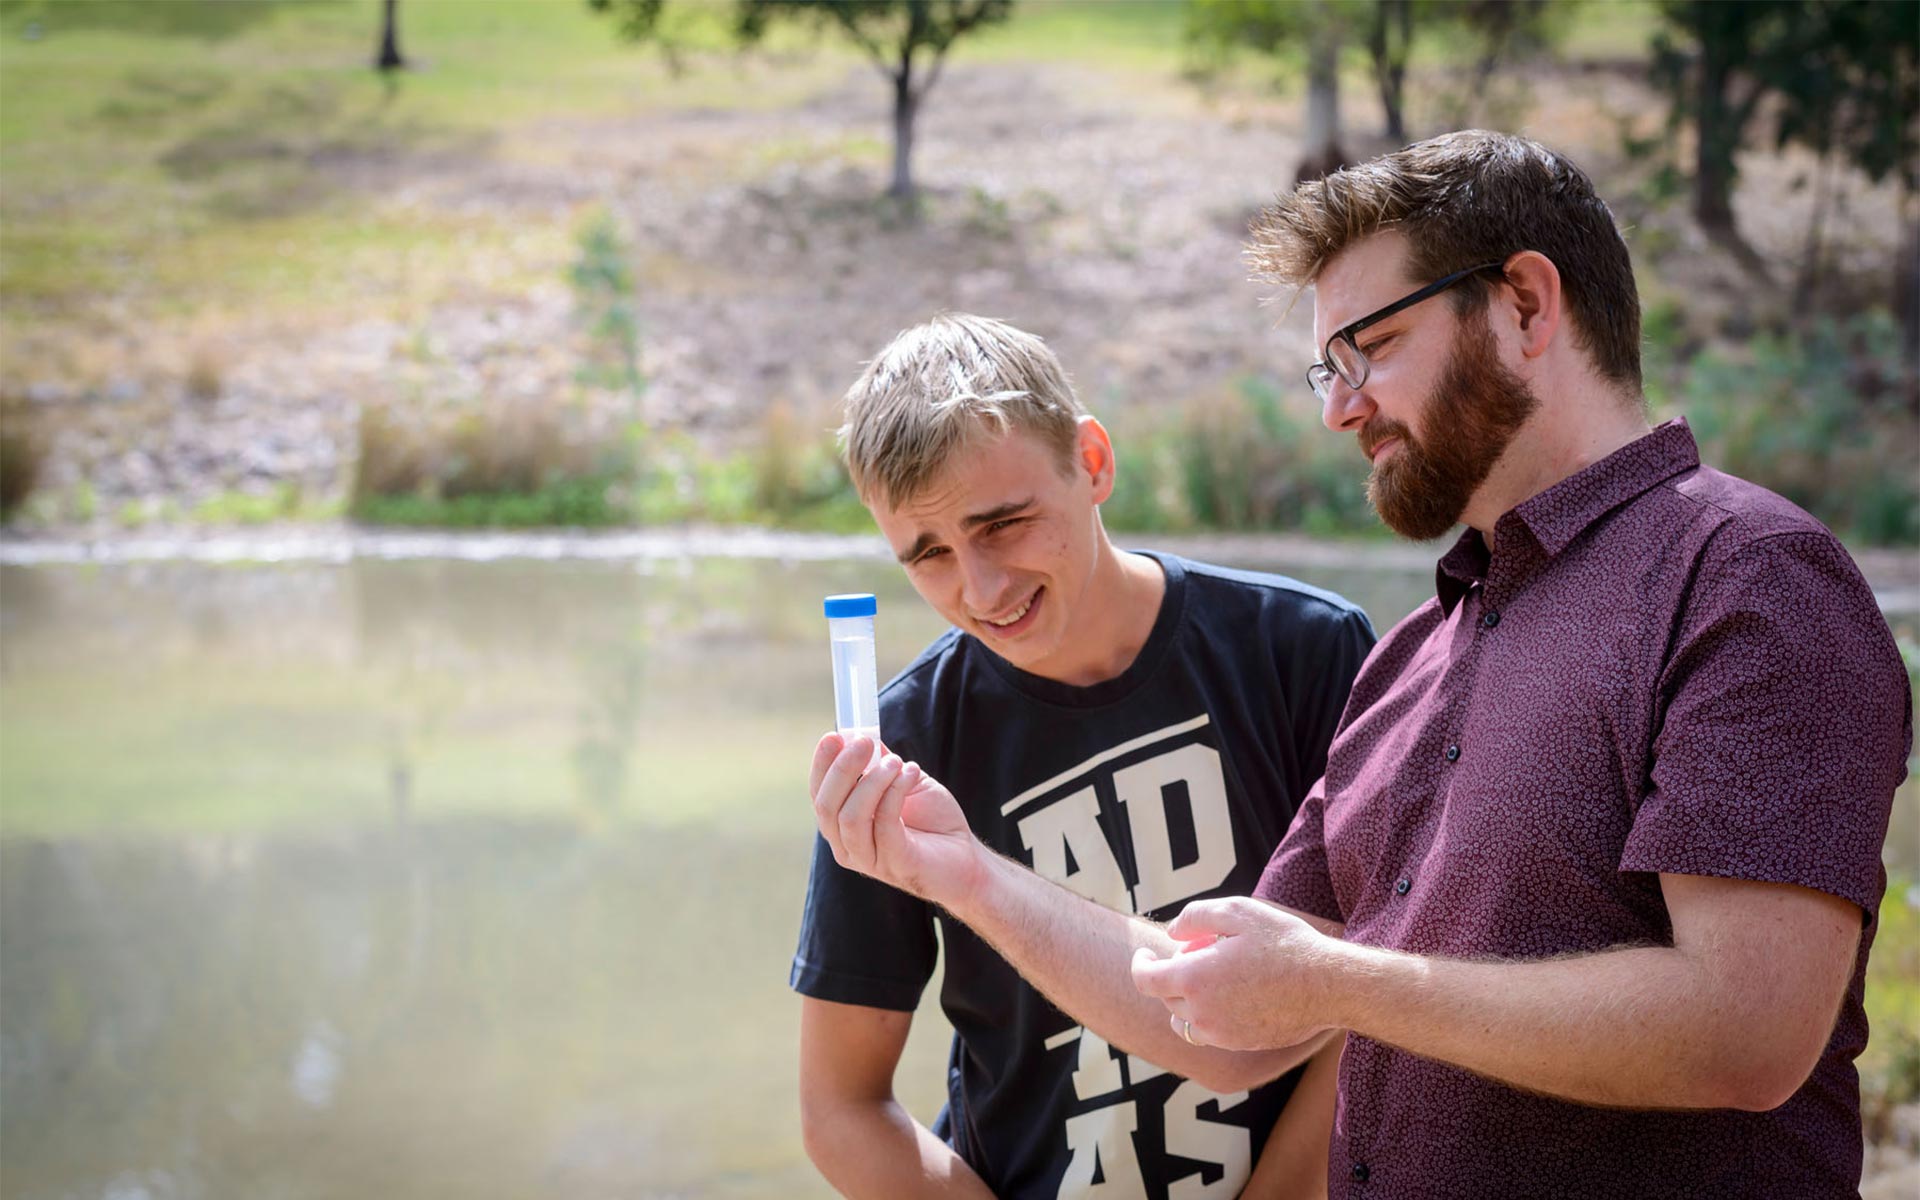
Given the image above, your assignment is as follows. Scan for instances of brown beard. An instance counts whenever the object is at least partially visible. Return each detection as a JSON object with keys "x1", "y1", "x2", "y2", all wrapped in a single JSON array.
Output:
[{"x1": 1362, "y1": 309, "x2": 1539, "y2": 541}]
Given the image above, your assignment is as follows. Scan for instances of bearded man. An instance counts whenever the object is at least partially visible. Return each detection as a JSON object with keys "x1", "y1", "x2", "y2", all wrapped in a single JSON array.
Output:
[{"x1": 813, "y1": 130, "x2": 1911, "y2": 1198}]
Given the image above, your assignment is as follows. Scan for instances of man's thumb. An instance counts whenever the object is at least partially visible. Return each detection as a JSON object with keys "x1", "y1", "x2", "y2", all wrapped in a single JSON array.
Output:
[{"x1": 1166, "y1": 898, "x2": 1238, "y2": 944}]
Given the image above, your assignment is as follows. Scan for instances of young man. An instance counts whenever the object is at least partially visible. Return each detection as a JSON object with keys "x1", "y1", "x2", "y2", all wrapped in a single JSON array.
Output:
[
  {"x1": 816, "y1": 133, "x2": 1910, "y2": 1198},
  {"x1": 793, "y1": 314, "x2": 1375, "y2": 1199}
]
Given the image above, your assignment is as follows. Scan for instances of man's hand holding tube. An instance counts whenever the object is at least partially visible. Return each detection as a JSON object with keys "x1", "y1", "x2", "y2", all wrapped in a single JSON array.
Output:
[
  {"x1": 810, "y1": 728, "x2": 1345, "y2": 1089},
  {"x1": 809, "y1": 732, "x2": 987, "y2": 910},
  {"x1": 1130, "y1": 898, "x2": 1346, "y2": 1051}
]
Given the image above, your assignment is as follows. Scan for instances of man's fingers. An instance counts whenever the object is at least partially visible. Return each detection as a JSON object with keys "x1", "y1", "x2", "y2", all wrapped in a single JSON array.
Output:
[
  {"x1": 1166, "y1": 898, "x2": 1240, "y2": 943},
  {"x1": 1130, "y1": 945, "x2": 1182, "y2": 999},
  {"x1": 871, "y1": 762, "x2": 916, "y2": 853},
  {"x1": 838, "y1": 753, "x2": 903, "y2": 873},
  {"x1": 808, "y1": 732, "x2": 845, "y2": 802},
  {"x1": 812, "y1": 736, "x2": 874, "y2": 866},
  {"x1": 1169, "y1": 1009, "x2": 1207, "y2": 1047}
]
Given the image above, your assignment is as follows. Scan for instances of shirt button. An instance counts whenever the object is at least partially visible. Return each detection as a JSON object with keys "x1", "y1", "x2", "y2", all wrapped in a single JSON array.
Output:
[
  {"x1": 1395, "y1": 877, "x2": 1411, "y2": 896},
  {"x1": 1445, "y1": 743, "x2": 1461, "y2": 762},
  {"x1": 1482, "y1": 609, "x2": 1501, "y2": 629},
  {"x1": 1351, "y1": 1162, "x2": 1371, "y2": 1183}
]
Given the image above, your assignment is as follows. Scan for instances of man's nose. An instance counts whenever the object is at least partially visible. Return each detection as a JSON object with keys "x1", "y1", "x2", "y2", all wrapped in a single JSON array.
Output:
[
  {"x1": 958, "y1": 549, "x2": 1011, "y2": 613},
  {"x1": 1321, "y1": 374, "x2": 1376, "y2": 434}
]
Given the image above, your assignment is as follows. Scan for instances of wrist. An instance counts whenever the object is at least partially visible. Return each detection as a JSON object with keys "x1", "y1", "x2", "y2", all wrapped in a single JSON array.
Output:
[
  {"x1": 1315, "y1": 935, "x2": 1388, "y2": 1035},
  {"x1": 930, "y1": 835, "x2": 1000, "y2": 921}
]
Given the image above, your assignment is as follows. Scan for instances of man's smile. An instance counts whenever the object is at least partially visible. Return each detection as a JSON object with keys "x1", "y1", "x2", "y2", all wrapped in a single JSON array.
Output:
[{"x1": 975, "y1": 586, "x2": 1044, "y2": 636}]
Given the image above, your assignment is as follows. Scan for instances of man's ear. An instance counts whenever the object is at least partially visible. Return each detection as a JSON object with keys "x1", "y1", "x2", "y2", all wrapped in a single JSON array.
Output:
[
  {"x1": 1496, "y1": 250, "x2": 1563, "y2": 362},
  {"x1": 1077, "y1": 416, "x2": 1117, "y2": 505}
]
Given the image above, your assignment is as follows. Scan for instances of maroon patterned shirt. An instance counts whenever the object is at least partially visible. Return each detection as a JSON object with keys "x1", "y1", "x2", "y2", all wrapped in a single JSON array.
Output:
[{"x1": 1257, "y1": 420, "x2": 1912, "y2": 1199}]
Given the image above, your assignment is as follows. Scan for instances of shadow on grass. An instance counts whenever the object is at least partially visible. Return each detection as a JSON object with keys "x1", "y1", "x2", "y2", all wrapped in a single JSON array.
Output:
[
  {"x1": 149, "y1": 77, "x2": 496, "y2": 220},
  {"x1": 0, "y1": 0, "x2": 341, "y2": 42}
]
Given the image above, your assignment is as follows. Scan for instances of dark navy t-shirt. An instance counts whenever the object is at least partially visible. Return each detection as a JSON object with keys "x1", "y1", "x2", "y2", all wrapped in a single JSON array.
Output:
[{"x1": 791, "y1": 553, "x2": 1375, "y2": 1200}]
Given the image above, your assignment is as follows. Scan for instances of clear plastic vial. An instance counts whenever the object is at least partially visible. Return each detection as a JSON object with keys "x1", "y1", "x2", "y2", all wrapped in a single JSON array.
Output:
[{"x1": 824, "y1": 593, "x2": 881, "y2": 747}]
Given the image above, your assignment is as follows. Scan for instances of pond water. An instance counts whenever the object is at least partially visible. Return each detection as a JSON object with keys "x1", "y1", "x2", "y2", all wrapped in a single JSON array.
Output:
[{"x1": 0, "y1": 541, "x2": 1912, "y2": 1199}]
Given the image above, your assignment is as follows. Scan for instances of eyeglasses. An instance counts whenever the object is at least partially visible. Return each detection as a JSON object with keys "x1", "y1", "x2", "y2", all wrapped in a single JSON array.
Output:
[{"x1": 1306, "y1": 261, "x2": 1505, "y2": 403}]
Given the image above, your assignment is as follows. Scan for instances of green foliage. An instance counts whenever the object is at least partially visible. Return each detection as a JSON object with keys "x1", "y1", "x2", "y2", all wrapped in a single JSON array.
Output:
[
  {"x1": 191, "y1": 482, "x2": 310, "y2": 525},
  {"x1": 1104, "y1": 375, "x2": 1381, "y2": 536},
  {"x1": 1865, "y1": 874, "x2": 1920, "y2": 1133},
  {"x1": 354, "y1": 474, "x2": 629, "y2": 528},
  {"x1": 633, "y1": 426, "x2": 869, "y2": 532},
  {"x1": 1657, "y1": 312, "x2": 1919, "y2": 545},
  {"x1": 587, "y1": 0, "x2": 668, "y2": 42},
  {"x1": 732, "y1": 0, "x2": 1015, "y2": 55},
  {"x1": 1184, "y1": 0, "x2": 1570, "y2": 138},
  {"x1": 592, "y1": 0, "x2": 1015, "y2": 199},
  {"x1": 1650, "y1": 1, "x2": 1918, "y2": 237},
  {"x1": 1103, "y1": 435, "x2": 1194, "y2": 534},
  {"x1": 569, "y1": 208, "x2": 645, "y2": 396},
  {"x1": 1183, "y1": 0, "x2": 1353, "y2": 90}
]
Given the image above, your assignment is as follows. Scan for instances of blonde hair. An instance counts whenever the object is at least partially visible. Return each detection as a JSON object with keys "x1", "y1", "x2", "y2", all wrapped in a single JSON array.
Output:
[{"x1": 840, "y1": 313, "x2": 1085, "y2": 506}]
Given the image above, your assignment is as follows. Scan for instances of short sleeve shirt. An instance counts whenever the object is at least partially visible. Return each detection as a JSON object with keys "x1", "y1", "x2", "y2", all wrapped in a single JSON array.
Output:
[
  {"x1": 1257, "y1": 420, "x2": 1913, "y2": 1199},
  {"x1": 793, "y1": 553, "x2": 1376, "y2": 1199}
]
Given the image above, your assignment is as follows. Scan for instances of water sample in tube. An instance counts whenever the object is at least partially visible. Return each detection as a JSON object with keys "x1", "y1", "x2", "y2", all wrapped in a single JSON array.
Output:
[{"x1": 824, "y1": 593, "x2": 881, "y2": 748}]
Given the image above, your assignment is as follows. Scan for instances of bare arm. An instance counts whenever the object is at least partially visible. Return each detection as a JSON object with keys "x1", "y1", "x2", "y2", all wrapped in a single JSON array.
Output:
[
  {"x1": 798, "y1": 997, "x2": 995, "y2": 1199},
  {"x1": 958, "y1": 849, "x2": 1337, "y2": 1094},
  {"x1": 810, "y1": 733, "x2": 1333, "y2": 1094},
  {"x1": 1240, "y1": 1035, "x2": 1340, "y2": 1200},
  {"x1": 1329, "y1": 873, "x2": 1860, "y2": 1109},
  {"x1": 1136, "y1": 874, "x2": 1861, "y2": 1111}
]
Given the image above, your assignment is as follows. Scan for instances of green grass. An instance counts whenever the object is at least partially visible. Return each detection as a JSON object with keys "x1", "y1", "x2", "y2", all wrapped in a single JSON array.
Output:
[
  {"x1": 1866, "y1": 873, "x2": 1920, "y2": 1114},
  {"x1": 191, "y1": 483, "x2": 340, "y2": 525},
  {"x1": 353, "y1": 474, "x2": 630, "y2": 529},
  {"x1": 0, "y1": 0, "x2": 834, "y2": 326},
  {"x1": 966, "y1": 0, "x2": 1188, "y2": 67},
  {"x1": 0, "y1": 0, "x2": 1210, "y2": 340}
]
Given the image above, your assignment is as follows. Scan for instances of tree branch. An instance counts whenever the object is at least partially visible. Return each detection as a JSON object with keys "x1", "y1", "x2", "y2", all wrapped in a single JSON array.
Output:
[{"x1": 827, "y1": 5, "x2": 903, "y2": 86}]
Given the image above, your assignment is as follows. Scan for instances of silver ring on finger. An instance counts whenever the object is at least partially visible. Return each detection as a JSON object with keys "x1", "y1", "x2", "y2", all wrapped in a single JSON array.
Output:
[{"x1": 1181, "y1": 1019, "x2": 1196, "y2": 1046}]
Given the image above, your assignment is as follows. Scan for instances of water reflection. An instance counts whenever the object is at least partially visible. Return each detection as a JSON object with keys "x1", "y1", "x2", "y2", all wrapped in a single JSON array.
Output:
[{"x1": 0, "y1": 547, "x2": 1910, "y2": 1198}]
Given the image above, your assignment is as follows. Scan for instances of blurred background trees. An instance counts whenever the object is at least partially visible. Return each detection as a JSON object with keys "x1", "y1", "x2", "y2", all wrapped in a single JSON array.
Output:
[
  {"x1": 1651, "y1": 0, "x2": 1918, "y2": 293},
  {"x1": 1185, "y1": 0, "x2": 1567, "y2": 181},
  {"x1": 375, "y1": 0, "x2": 405, "y2": 72},
  {"x1": 0, "y1": 0, "x2": 1912, "y2": 540},
  {"x1": 591, "y1": 0, "x2": 1015, "y2": 201}
]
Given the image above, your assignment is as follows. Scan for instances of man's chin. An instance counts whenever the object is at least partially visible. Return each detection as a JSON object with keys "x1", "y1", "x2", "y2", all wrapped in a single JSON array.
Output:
[{"x1": 1370, "y1": 477, "x2": 1466, "y2": 542}]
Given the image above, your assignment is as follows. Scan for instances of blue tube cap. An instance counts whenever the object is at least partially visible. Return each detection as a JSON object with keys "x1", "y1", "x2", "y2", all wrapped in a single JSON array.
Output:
[{"x1": 824, "y1": 593, "x2": 877, "y2": 618}]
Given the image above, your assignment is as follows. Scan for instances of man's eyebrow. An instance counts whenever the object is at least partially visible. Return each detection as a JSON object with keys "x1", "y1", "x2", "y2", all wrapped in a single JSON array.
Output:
[
  {"x1": 895, "y1": 498, "x2": 1034, "y2": 564},
  {"x1": 897, "y1": 532, "x2": 936, "y2": 564},
  {"x1": 961, "y1": 499, "x2": 1034, "y2": 530}
]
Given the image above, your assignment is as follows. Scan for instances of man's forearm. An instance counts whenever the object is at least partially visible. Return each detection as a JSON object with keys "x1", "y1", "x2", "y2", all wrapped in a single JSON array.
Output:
[
  {"x1": 804, "y1": 1095, "x2": 994, "y2": 1200},
  {"x1": 949, "y1": 850, "x2": 1313, "y2": 1093},
  {"x1": 1326, "y1": 941, "x2": 1804, "y2": 1111}
]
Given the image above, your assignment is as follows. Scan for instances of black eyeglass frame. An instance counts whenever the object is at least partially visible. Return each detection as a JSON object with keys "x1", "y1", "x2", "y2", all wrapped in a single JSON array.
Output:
[{"x1": 1306, "y1": 260, "x2": 1507, "y2": 402}]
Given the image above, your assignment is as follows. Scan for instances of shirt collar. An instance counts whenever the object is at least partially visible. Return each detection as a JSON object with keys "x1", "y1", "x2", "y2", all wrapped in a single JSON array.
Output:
[{"x1": 1435, "y1": 419, "x2": 1701, "y2": 613}]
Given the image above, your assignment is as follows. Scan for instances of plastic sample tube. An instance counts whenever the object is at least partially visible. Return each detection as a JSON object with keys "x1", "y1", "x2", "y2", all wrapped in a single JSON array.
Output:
[{"x1": 824, "y1": 594, "x2": 881, "y2": 750}]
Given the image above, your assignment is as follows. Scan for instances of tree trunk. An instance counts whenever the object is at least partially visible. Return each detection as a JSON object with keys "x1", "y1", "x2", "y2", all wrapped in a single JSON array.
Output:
[
  {"x1": 1794, "y1": 149, "x2": 1837, "y2": 303},
  {"x1": 1691, "y1": 15, "x2": 1739, "y2": 240},
  {"x1": 1371, "y1": 0, "x2": 1410, "y2": 143},
  {"x1": 1298, "y1": 18, "x2": 1346, "y2": 184},
  {"x1": 1897, "y1": 193, "x2": 1918, "y2": 366},
  {"x1": 890, "y1": 70, "x2": 917, "y2": 201},
  {"x1": 1689, "y1": 4, "x2": 1773, "y2": 282},
  {"x1": 376, "y1": 0, "x2": 405, "y2": 72}
]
